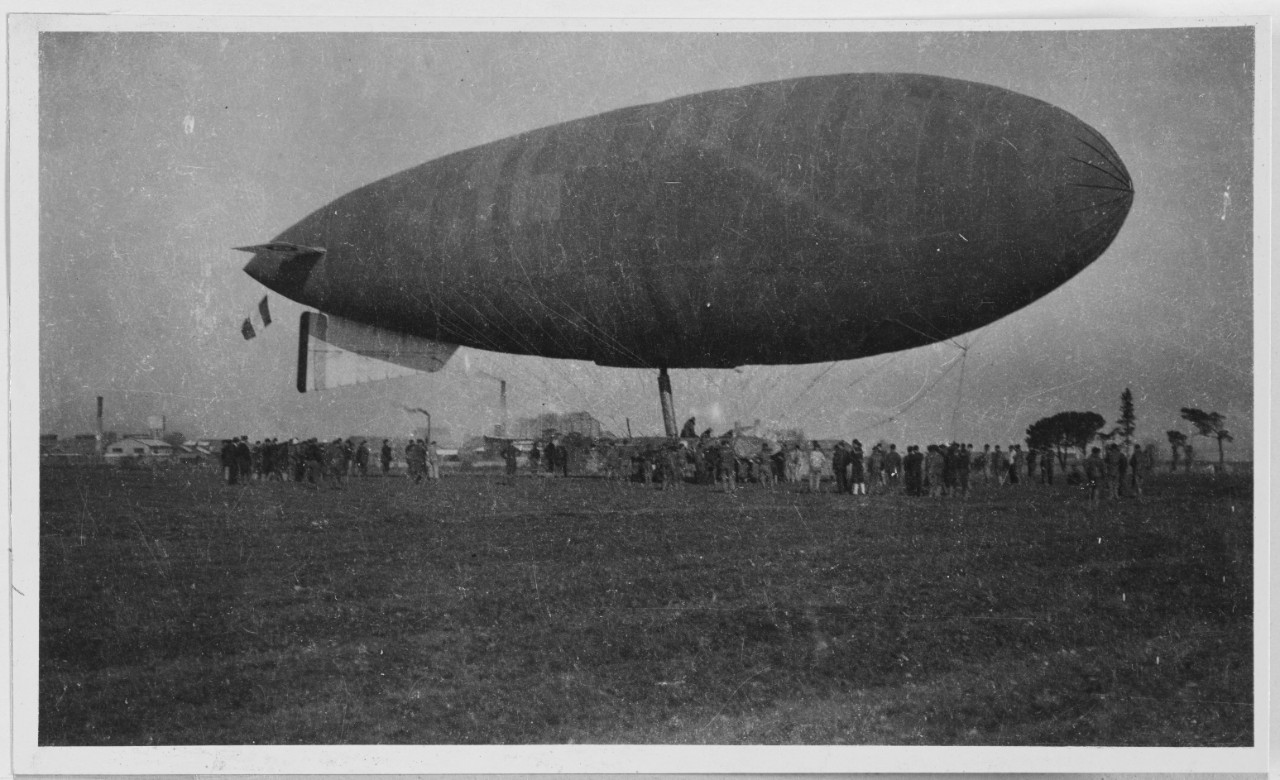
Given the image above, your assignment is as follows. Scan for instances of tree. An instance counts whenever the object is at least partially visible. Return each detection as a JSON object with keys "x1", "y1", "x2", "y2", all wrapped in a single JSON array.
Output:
[
  {"x1": 1180, "y1": 408, "x2": 1233, "y2": 471},
  {"x1": 1026, "y1": 411, "x2": 1107, "y2": 468},
  {"x1": 161, "y1": 431, "x2": 186, "y2": 449},
  {"x1": 1116, "y1": 388, "x2": 1136, "y2": 450},
  {"x1": 1166, "y1": 430, "x2": 1187, "y2": 472}
]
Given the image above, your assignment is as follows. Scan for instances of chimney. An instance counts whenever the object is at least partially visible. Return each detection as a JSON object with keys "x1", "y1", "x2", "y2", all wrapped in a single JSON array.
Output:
[{"x1": 499, "y1": 379, "x2": 509, "y2": 438}]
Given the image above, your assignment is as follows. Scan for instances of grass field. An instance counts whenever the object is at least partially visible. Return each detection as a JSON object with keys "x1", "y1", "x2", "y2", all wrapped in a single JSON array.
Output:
[{"x1": 38, "y1": 463, "x2": 1252, "y2": 745}]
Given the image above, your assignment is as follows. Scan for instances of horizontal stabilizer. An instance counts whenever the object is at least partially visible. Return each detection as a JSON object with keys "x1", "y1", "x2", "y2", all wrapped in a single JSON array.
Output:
[{"x1": 297, "y1": 312, "x2": 457, "y2": 392}]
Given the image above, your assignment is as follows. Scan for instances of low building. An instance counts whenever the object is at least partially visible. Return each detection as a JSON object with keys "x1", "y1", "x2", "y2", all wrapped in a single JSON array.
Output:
[
  {"x1": 508, "y1": 411, "x2": 605, "y2": 440},
  {"x1": 103, "y1": 437, "x2": 174, "y2": 462}
]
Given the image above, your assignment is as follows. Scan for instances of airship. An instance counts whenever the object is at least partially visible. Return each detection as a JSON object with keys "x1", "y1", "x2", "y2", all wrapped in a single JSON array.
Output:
[{"x1": 240, "y1": 72, "x2": 1132, "y2": 436}]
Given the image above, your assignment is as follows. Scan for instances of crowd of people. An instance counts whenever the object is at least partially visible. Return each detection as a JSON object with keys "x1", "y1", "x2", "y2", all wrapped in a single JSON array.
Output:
[
  {"x1": 216, "y1": 427, "x2": 1159, "y2": 503},
  {"x1": 589, "y1": 429, "x2": 1158, "y2": 502},
  {"x1": 218, "y1": 436, "x2": 440, "y2": 489}
]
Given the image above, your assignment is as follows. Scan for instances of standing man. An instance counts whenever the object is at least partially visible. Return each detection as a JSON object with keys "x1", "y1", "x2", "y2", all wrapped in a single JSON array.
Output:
[
  {"x1": 1085, "y1": 447, "x2": 1105, "y2": 506},
  {"x1": 662, "y1": 442, "x2": 684, "y2": 490},
  {"x1": 235, "y1": 436, "x2": 252, "y2": 486},
  {"x1": 220, "y1": 439, "x2": 238, "y2": 485},
  {"x1": 885, "y1": 444, "x2": 903, "y2": 493},
  {"x1": 867, "y1": 445, "x2": 884, "y2": 493},
  {"x1": 502, "y1": 440, "x2": 520, "y2": 477},
  {"x1": 925, "y1": 445, "x2": 945, "y2": 498},
  {"x1": 555, "y1": 440, "x2": 570, "y2": 477},
  {"x1": 426, "y1": 441, "x2": 441, "y2": 481},
  {"x1": 807, "y1": 441, "x2": 826, "y2": 493},
  {"x1": 1040, "y1": 448, "x2": 1055, "y2": 485},
  {"x1": 1129, "y1": 444, "x2": 1147, "y2": 497},
  {"x1": 831, "y1": 442, "x2": 849, "y2": 495},
  {"x1": 1104, "y1": 443, "x2": 1124, "y2": 500},
  {"x1": 954, "y1": 442, "x2": 971, "y2": 498},
  {"x1": 904, "y1": 445, "x2": 924, "y2": 496},
  {"x1": 355, "y1": 440, "x2": 370, "y2": 477},
  {"x1": 325, "y1": 438, "x2": 347, "y2": 490},
  {"x1": 380, "y1": 439, "x2": 393, "y2": 475},
  {"x1": 848, "y1": 440, "x2": 865, "y2": 495}
]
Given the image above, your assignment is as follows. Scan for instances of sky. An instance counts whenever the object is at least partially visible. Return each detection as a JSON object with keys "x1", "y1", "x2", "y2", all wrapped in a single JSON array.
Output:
[{"x1": 34, "y1": 24, "x2": 1257, "y2": 456}]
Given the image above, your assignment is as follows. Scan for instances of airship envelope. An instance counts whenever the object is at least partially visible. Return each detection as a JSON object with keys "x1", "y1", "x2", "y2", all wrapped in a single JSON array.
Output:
[{"x1": 243, "y1": 72, "x2": 1133, "y2": 383}]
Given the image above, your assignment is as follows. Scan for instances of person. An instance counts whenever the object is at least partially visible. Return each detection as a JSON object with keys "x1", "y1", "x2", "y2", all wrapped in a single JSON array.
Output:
[
  {"x1": 770, "y1": 446, "x2": 786, "y2": 486},
  {"x1": 867, "y1": 445, "x2": 884, "y2": 493},
  {"x1": 849, "y1": 440, "x2": 865, "y2": 495},
  {"x1": 1040, "y1": 448, "x2": 1055, "y2": 485},
  {"x1": 831, "y1": 442, "x2": 849, "y2": 495},
  {"x1": 807, "y1": 441, "x2": 826, "y2": 493},
  {"x1": 904, "y1": 445, "x2": 924, "y2": 496},
  {"x1": 324, "y1": 438, "x2": 347, "y2": 489},
  {"x1": 954, "y1": 442, "x2": 970, "y2": 498},
  {"x1": 220, "y1": 439, "x2": 238, "y2": 485},
  {"x1": 925, "y1": 445, "x2": 945, "y2": 498},
  {"x1": 663, "y1": 443, "x2": 684, "y2": 490},
  {"x1": 544, "y1": 440, "x2": 557, "y2": 474},
  {"x1": 1009, "y1": 445, "x2": 1024, "y2": 485},
  {"x1": 355, "y1": 440, "x2": 370, "y2": 477},
  {"x1": 1084, "y1": 447, "x2": 1105, "y2": 506},
  {"x1": 234, "y1": 436, "x2": 252, "y2": 486},
  {"x1": 885, "y1": 444, "x2": 902, "y2": 492},
  {"x1": 757, "y1": 446, "x2": 778, "y2": 489},
  {"x1": 1115, "y1": 445, "x2": 1129, "y2": 496},
  {"x1": 941, "y1": 443, "x2": 957, "y2": 496},
  {"x1": 1104, "y1": 443, "x2": 1125, "y2": 500},
  {"x1": 1129, "y1": 444, "x2": 1147, "y2": 497},
  {"x1": 529, "y1": 442, "x2": 541, "y2": 473},
  {"x1": 406, "y1": 439, "x2": 426, "y2": 484},
  {"x1": 261, "y1": 439, "x2": 275, "y2": 480},
  {"x1": 784, "y1": 445, "x2": 801, "y2": 483},
  {"x1": 380, "y1": 439, "x2": 393, "y2": 475},
  {"x1": 680, "y1": 416, "x2": 698, "y2": 439},
  {"x1": 426, "y1": 441, "x2": 441, "y2": 480},
  {"x1": 691, "y1": 442, "x2": 708, "y2": 485},
  {"x1": 554, "y1": 440, "x2": 569, "y2": 477},
  {"x1": 976, "y1": 444, "x2": 990, "y2": 484},
  {"x1": 717, "y1": 442, "x2": 737, "y2": 493},
  {"x1": 502, "y1": 440, "x2": 520, "y2": 476},
  {"x1": 300, "y1": 439, "x2": 321, "y2": 488},
  {"x1": 293, "y1": 439, "x2": 307, "y2": 483},
  {"x1": 342, "y1": 438, "x2": 355, "y2": 476}
]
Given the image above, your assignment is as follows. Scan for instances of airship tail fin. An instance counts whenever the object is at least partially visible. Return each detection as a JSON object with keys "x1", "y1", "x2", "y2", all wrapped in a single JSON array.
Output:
[{"x1": 297, "y1": 311, "x2": 457, "y2": 392}]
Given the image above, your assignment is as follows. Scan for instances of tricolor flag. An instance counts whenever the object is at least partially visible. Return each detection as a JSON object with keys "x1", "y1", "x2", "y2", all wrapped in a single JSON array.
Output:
[
  {"x1": 258, "y1": 295, "x2": 272, "y2": 327},
  {"x1": 241, "y1": 318, "x2": 256, "y2": 340}
]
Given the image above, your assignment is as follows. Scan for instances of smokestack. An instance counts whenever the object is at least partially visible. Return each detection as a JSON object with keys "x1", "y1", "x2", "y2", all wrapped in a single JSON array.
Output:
[
  {"x1": 499, "y1": 380, "x2": 508, "y2": 438},
  {"x1": 96, "y1": 396, "x2": 104, "y2": 452}
]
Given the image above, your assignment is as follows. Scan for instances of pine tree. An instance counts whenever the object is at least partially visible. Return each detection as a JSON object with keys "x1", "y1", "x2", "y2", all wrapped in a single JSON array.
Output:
[{"x1": 1116, "y1": 388, "x2": 1136, "y2": 450}]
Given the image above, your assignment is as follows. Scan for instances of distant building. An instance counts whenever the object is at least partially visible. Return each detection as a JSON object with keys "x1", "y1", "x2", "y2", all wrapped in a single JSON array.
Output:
[
  {"x1": 508, "y1": 411, "x2": 605, "y2": 440},
  {"x1": 103, "y1": 437, "x2": 174, "y2": 461},
  {"x1": 412, "y1": 424, "x2": 452, "y2": 445}
]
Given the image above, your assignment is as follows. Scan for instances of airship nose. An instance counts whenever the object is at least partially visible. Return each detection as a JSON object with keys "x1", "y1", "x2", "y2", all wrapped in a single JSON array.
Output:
[
  {"x1": 236, "y1": 242, "x2": 326, "y2": 302},
  {"x1": 1058, "y1": 129, "x2": 1134, "y2": 262}
]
